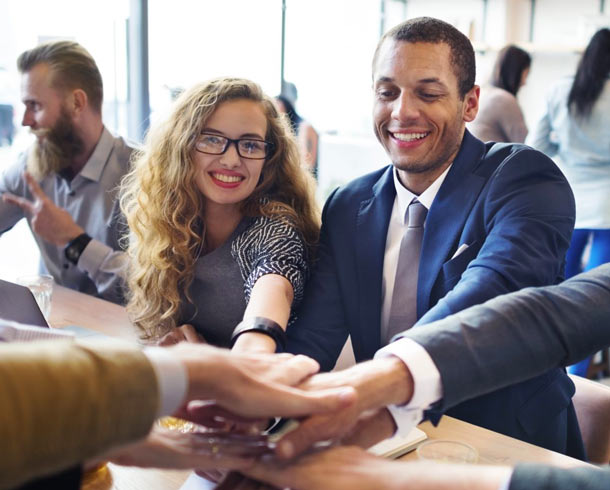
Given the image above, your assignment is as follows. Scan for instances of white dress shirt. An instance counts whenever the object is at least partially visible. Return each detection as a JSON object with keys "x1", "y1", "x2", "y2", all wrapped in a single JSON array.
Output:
[
  {"x1": 376, "y1": 165, "x2": 450, "y2": 435},
  {"x1": 376, "y1": 166, "x2": 515, "y2": 490}
]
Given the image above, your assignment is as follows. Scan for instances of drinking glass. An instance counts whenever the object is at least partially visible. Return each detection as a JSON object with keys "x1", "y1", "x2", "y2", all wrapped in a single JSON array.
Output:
[
  {"x1": 16, "y1": 274, "x2": 54, "y2": 319},
  {"x1": 416, "y1": 439, "x2": 479, "y2": 463}
]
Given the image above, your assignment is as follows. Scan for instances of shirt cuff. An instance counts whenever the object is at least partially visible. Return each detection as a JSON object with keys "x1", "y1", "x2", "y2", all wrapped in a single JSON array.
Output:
[
  {"x1": 143, "y1": 347, "x2": 188, "y2": 418},
  {"x1": 375, "y1": 337, "x2": 443, "y2": 411},
  {"x1": 78, "y1": 239, "x2": 113, "y2": 277},
  {"x1": 499, "y1": 472, "x2": 514, "y2": 490},
  {"x1": 386, "y1": 404, "x2": 424, "y2": 438}
]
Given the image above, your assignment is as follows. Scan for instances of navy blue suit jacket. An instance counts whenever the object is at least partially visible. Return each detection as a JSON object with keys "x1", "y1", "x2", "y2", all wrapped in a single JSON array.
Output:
[{"x1": 288, "y1": 131, "x2": 584, "y2": 458}]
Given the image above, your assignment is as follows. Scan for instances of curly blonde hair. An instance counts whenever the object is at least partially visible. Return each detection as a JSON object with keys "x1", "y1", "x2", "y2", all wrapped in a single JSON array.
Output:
[{"x1": 121, "y1": 77, "x2": 320, "y2": 339}]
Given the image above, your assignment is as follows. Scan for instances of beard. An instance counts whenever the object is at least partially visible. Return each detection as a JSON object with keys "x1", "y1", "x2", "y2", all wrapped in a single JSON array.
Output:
[{"x1": 27, "y1": 109, "x2": 84, "y2": 179}]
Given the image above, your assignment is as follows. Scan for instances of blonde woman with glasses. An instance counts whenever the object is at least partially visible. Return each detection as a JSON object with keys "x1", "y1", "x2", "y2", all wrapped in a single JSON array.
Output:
[{"x1": 120, "y1": 77, "x2": 319, "y2": 353}]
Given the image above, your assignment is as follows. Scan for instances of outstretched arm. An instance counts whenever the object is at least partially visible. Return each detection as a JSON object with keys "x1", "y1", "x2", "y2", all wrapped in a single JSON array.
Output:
[{"x1": 1, "y1": 338, "x2": 355, "y2": 488}]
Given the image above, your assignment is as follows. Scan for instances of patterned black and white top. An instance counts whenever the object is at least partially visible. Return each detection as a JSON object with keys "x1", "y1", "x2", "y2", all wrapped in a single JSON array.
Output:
[{"x1": 179, "y1": 215, "x2": 308, "y2": 347}]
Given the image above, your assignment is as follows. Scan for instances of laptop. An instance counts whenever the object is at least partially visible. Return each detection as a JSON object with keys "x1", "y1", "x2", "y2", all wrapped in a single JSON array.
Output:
[{"x1": 0, "y1": 278, "x2": 49, "y2": 328}]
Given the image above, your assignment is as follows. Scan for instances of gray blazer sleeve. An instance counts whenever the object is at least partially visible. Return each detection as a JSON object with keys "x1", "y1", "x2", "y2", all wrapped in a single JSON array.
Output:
[
  {"x1": 399, "y1": 264, "x2": 610, "y2": 409},
  {"x1": 509, "y1": 464, "x2": 610, "y2": 490}
]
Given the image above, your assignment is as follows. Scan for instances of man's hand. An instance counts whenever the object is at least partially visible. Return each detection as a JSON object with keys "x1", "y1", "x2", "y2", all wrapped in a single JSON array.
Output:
[
  {"x1": 2, "y1": 171, "x2": 83, "y2": 245},
  {"x1": 243, "y1": 446, "x2": 512, "y2": 490},
  {"x1": 167, "y1": 344, "x2": 357, "y2": 420},
  {"x1": 274, "y1": 357, "x2": 413, "y2": 459}
]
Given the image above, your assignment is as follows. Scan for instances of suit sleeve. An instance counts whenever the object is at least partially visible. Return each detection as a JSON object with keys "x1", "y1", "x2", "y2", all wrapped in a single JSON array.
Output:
[
  {"x1": 418, "y1": 147, "x2": 575, "y2": 325},
  {"x1": 401, "y1": 264, "x2": 610, "y2": 410},
  {"x1": 0, "y1": 340, "x2": 159, "y2": 489},
  {"x1": 286, "y1": 188, "x2": 350, "y2": 371},
  {"x1": 509, "y1": 463, "x2": 610, "y2": 490}
]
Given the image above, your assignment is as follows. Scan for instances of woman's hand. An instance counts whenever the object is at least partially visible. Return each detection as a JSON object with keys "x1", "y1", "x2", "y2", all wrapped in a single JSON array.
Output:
[{"x1": 157, "y1": 324, "x2": 205, "y2": 346}]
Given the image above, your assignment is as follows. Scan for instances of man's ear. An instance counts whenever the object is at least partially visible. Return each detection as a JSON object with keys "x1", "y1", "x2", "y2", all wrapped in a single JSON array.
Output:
[
  {"x1": 462, "y1": 85, "x2": 479, "y2": 123},
  {"x1": 68, "y1": 89, "x2": 88, "y2": 117}
]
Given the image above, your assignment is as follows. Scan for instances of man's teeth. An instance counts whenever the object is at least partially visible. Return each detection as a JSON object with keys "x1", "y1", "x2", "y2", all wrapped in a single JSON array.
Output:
[
  {"x1": 393, "y1": 132, "x2": 427, "y2": 142},
  {"x1": 213, "y1": 173, "x2": 242, "y2": 183}
]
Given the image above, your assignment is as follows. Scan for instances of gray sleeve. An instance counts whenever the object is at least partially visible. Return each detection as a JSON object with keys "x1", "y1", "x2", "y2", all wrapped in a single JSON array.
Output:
[
  {"x1": 77, "y1": 240, "x2": 127, "y2": 304},
  {"x1": 0, "y1": 155, "x2": 29, "y2": 234},
  {"x1": 499, "y1": 97, "x2": 528, "y2": 143},
  {"x1": 400, "y1": 264, "x2": 610, "y2": 409},
  {"x1": 509, "y1": 464, "x2": 610, "y2": 490}
]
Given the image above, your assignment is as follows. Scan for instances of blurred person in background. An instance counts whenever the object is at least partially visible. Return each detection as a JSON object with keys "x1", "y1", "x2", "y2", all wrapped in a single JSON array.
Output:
[
  {"x1": 527, "y1": 28, "x2": 610, "y2": 377},
  {"x1": 275, "y1": 82, "x2": 319, "y2": 179},
  {"x1": 468, "y1": 45, "x2": 531, "y2": 143}
]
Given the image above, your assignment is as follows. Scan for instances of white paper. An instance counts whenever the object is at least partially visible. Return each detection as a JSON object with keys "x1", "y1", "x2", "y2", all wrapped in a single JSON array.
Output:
[{"x1": 180, "y1": 473, "x2": 217, "y2": 490}]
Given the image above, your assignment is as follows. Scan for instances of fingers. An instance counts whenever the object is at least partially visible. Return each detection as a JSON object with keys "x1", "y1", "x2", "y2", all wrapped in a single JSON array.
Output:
[
  {"x1": 341, "y1": 407, "x2": 396, "y2": 448},
  {"x1": 23, "y1": 171, "x2": 49, "y2": 202},
  {"x1": 242, "y1": 461, "x2": 296, "y2": 489},
  {"x1": 222, "y1": 381, "x2": 357, "y2": 420},
  {"x1": 181, "y1": 431, "x2": 271, "y2": 458},
  {"x1": 180, "y1": 324, "x2": 204, "y2": 343},
  {"x1": 1, "y1": 193, "x2": 37, "y2": 214},
  {"x1": 157, "y1": 329, "x2": 187, "y2": 346},
  {"x1": 195, "y1": 468, "x2": 226, "y2": 483},
  {"x1": 274, "y1": 411, "x2": 341, "y2": 459},
  {"x1": 263, "y1": 354, "x2": 320, "y2": 386}
]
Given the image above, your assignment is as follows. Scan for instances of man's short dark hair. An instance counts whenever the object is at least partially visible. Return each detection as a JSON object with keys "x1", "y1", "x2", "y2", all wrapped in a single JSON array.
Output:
[
  {"x1": 373, "y1": 17, "x2": 476, "y2": 99},
  {"x1": 17, "y1": 40, "x2": 103, "y2": 113}
]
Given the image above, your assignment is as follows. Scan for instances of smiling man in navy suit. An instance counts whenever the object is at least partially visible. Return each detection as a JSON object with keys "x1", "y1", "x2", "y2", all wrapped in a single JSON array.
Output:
[{"x1": 287, "y1": 17, "x2": 583, "y2": 458}]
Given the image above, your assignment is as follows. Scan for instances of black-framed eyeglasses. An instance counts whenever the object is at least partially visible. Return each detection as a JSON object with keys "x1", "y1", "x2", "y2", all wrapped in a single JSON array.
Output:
[{"x1": 195, "y1": 133, "x2": 274, "y2": 160}]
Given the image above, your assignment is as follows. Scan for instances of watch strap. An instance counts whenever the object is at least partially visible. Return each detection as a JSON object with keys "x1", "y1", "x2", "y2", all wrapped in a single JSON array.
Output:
[{"x1": 64, "y1": 233, "x2": 93, "y2": 265}]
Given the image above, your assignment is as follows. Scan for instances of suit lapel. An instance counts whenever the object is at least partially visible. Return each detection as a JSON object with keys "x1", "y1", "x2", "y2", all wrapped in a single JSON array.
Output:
[
  {"x1": 417, "y1": 131, "x2": 487, "y2": 315},
  {"x1": 355, "y1": 166, "x2": 395, "y2": 354}
]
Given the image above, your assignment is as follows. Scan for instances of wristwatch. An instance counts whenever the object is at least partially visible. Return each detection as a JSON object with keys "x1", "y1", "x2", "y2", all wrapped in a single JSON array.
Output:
[{"x1": 64, "y1": 233, "x2": 93, "y2": 265}]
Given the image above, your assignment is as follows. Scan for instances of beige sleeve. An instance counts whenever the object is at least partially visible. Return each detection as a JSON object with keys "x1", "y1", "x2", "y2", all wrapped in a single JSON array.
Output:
[{"x1": 0, "y1": 340, "x2": 159, "y2": 489}]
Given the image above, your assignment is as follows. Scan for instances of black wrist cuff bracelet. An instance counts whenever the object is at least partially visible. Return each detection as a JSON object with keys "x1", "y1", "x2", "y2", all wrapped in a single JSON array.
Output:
[{"x1": 231, "y1": 317, "x2": 287, "y2": 352}]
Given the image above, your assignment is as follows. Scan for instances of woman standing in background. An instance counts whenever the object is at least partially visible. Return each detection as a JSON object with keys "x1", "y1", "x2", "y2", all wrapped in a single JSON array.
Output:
[
  {"x1": 527, "y1": 29, "x2": 610, "y2": 376},
  {"x1": 275, "y1": 82, "x2": 319, "y2": 179},
  {"x1": 468, "y1": 45, "x2": 531, "y2": 143}
]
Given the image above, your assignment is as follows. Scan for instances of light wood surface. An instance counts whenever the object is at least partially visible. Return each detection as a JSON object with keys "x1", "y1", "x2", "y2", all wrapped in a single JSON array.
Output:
[
  {"x1": 48, "y1": 286, "x2": 591, "y2": 490},
  {"x1": 404, "y1": 418, "x2": 588, "y2": 468},
  {"x1": 49, "y1": 284, "x2": 137, "y2": 341}
]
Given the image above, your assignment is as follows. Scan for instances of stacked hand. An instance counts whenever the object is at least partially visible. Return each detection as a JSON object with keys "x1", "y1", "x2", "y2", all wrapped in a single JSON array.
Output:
[
  {"x1": 107, "y1": 345, "x2": 418, "y2": 489},
  {"x1": 106, "y1": 343, "x2": 358, "y2": 475},
  {"x1": 185, "y1": 356, "x2": 414, "y2": 488}
]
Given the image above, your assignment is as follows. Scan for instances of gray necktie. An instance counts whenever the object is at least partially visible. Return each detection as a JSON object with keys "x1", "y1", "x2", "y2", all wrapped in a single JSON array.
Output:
[{"x1": 384, "y1": 200, "x2": 428, "y2": 345}]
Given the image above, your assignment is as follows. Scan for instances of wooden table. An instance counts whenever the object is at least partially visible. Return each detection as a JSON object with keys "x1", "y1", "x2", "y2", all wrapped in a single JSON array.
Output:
[{"x1": 49, "y1": 286, "x2": 591, "y2": 489}]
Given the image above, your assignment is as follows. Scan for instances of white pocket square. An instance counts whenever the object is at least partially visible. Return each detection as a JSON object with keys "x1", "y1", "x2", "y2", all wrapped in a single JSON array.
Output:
[{"x1": 451, "y1": 243, "x2": 470, "y2": 260}]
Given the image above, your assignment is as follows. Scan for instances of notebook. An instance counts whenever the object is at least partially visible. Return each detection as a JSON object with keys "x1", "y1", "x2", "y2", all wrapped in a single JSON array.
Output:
[
  {"x1": 0, "y1": 278, "x2": 49, "y2": 328},
  {"x1": 368, "y1": 426, "x2": 428, "y2": 459}
]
